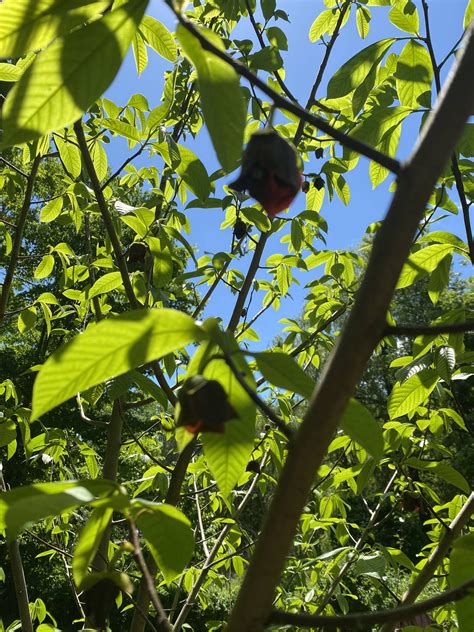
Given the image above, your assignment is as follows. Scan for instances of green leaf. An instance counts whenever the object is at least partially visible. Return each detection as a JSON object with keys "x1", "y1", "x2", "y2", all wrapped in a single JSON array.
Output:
[
  {"x1": 32, "y1": 309, "x2": 206, "y2": 420},
  {"x1": 404, "y1": 458, "x2": 470, "y2": 493},
  {"x1": 450, "y1": 533, "x2": 474, "y2": 632},
  {"x1": 0, "y1": 0, "x2": 110, "y2": 58},
  {"x1": 156, "y1": 141, "x2": 210, "y2": 200},
  {"x1": 341, "y1": 399, "x2": 384, "y2": 461},
  {"x1": 327, "y1": 39, "x2": 396, "y2": 98},
  {"x1": 89, "y1": 271, "x2": 123, "y2": 299},
  {"x1": 133, "y1": 501, "x2": 194, "y2": 582},
  {"x1": 34, "y1": 254, "x2": 55, "y2": 279},
  {"x1": 18, "y1": 306, "x2": 37, "y2": 333},
  {"x1": 397, "y1": 244, "x2": 455, "y2": 289},
  {"x1": 177, "y1": 24, "x2": 246, "y2": 173},
  {"x1": 250, "y1": 47, "x2": 283, "y2": 72},
  {"x1": 464, "y1": 0, "x2": 474, "y2": 29},
  {"x1": 101, "y1": 118, "x2": 142, "y2": 142},
  {"x1": 1, "y1": 0, "x2": 148, "y2": 149},
  {"x1": 139, "y1": 15, "x2": 177, "y2": 62},
  {"x1": 261, "y1": 0, "x2": 276, "y2": 21},
  {"x1": 266, "y1": 26, "x2": 288, "y2": 51},
  {"x1": 427, "y1": 254, "x2": 452, "y2": 304},
  {"x1": 356, "y1": 6, "x2": 371, "y2": 39},
  {"x1": 388, "y1": 368, "x2": 439, "y2": 419},
  {"x1": 253, "y1": 351, "x2": 314, "y2": 399},
  {"x1": 352, "y1": 106, "x2": 411, "y2": 148},
  {"x1": 147, "y1": 237, "x2": 174, "y2": 288},
  {"x1": 183, "y1": 341, "x2": 256, "y2": 497},
  {"x1": 72, "y1": 507, "x2": 114, "y2": 588},
  {"x1": 309, "y1": 9, "x2": 340, "y2": 42},
  {"x1": 389, "y1": 0, "x2": 419, "y2": 34},
  {"x1": 436, "y1": 346, "x2": 456, "y2": 382},
  {"x1": 132, "y1": 30, "x2": 148, "y2": 75},
  {"x1": 0, "y1": 480, "x2": 119, "y2": 537},
  {"x1": 90, "y1": 141, "x2": 108, "y2": 182},
  {"x1": 39, "y1": 197, "x2": 63, "y2": 223},
  {"x1": 396, "y1": 40, "x2": 432, "y2": 108},
  {"x1": 0, "y1": 62, "x2": 22, "y2": 81},
  {"x1": 0, "y1": 419, "x2": 17, "y2": 447},
  {"x1": 55, "y1": 136, "x2": 82, "y2": 179}
]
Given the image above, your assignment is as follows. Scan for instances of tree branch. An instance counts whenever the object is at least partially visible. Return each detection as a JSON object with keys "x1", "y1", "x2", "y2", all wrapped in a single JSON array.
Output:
[
  {"x1": 170, "y1": 7, "x2": 401, "y2": 174},
  {"x1": 383, "y1": 322, "x2": 474, "y2": 337},
  {"x1": 0, "y1": 156, "x2": 41, "y2": 324},
  {"x1": 227, "y1": 232, "x2": 269, "y2": 332},
  {"x1": 269, "y1": 577, "x2": 474, "y2": 630},
  {"x1": 421, "y1": 0, "x2": 474, "y2": 262},
  {"x1": 172, "y1": 450, "x2": 269, "y2": 632},
  {"x1": 380, "y1": 491, "x2": 474, "y2": 632},
  {"x1": 226, "y1": 24, "x2": 474, "y2": 632},
  {"x1": 293, "y1": 0, "x2": 351, "y2": 145},
  {"x1": 129, "y1": 521, "x2": 173, "y2": 632}
]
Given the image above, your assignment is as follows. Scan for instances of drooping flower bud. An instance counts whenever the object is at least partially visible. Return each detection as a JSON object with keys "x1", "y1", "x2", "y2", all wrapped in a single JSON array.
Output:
[
  {"x1": 176, "y1": 375, "x2": 238, "y2": 434},
  {"x1": 229, "y1": 130, "x2": 302, "y2": 218}
]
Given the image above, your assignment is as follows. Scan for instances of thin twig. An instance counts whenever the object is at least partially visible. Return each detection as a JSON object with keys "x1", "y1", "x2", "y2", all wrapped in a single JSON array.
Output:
[
  {"x1": 227, "y1": 232, "x2": 269, "y2": 332},
  {"x1": 294, "y1": 0, "x2": 351, "y2": 145},
  {"x1": 129, "y1": 521, "x2": 173, "y2": 632},
  {"x1": 172, "y1": 450, "x2": 269, "y2": 632},
  {"x1": 421, "y1": 0, "x2": 474, "y2": 262},
  {"x1": 0, "y1": 155, "x2": 28, "y2": 178}
]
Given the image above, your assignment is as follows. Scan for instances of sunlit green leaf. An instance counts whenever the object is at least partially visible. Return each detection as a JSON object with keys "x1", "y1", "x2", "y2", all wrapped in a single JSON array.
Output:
[
  {"x1": 133, "y1": 501, "x2": 194, "y2": 582},
  {"x1": 89, "y1": 271, "x2": 123, "y2": 299},
  {"x1": 0, "y1": 0, "x2": 110, "y2": 58},
  {"x1": 0, "y1": 480, "x2": 119, "y2": 537},
  {"x1": 450, "y1": 533, "x2": 474, "y2": 632},
  {"x1": 388, "y1": 369, "x2": 439, "y2": 419},
  {"x1": 1, "y1": 0, "x2": 148, "y2": 148},
  {"x1": 253, "y1": 351, "x2": 314, "y2": 399},
  {"x1": 396, "y1": 40, "x2": 432, "y2": 108},
  {"x1": 139, "y1": 15, "x2": 177, "y2": 62},
  {"x1": 72, "y1": 506, "x2": 114, "y2": 588},
  {"x1": 341, "y1": 399, "x2": 384, "y2": 461},
  {"x1": 32, "y1": 309, "x2": 206, "y2": 420},
  {"x1": 327, "y1": 39, "x2": 395, "y2": 98}
]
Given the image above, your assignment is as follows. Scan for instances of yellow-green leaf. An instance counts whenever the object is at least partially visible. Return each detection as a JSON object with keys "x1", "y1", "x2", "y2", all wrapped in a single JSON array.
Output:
[{"x1": 1, "y1": 0, "x2": 148, "y2": 149}]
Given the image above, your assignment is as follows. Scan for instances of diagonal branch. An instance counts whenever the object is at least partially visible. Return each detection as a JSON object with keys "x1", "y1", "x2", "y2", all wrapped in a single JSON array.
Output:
[
  {"x1": 380, "y1": 491, "x2": 474, "y2": 632},
  {"x1": 170, "y1": 6, "x2": 401, "y2": 174},
  {"x1": 226, "y1": 24, "x2": 474, "y2": 632},
  {"x1": 293, "y1": 0, "x2": 352, "y2": 145}
]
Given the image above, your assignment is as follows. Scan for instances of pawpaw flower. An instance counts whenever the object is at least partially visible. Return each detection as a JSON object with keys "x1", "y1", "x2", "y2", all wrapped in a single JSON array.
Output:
[
  {"x1": 175, "y1": 375, "x2": 238, "y2": 434},
  {"x1": 229, "y1": 130, "x2": 302, "y2": 218}
]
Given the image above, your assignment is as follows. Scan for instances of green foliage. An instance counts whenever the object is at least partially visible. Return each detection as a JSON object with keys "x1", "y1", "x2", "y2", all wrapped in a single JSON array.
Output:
[{"x1": 0, "y1": 0, "x2": 472, "y2": 630}]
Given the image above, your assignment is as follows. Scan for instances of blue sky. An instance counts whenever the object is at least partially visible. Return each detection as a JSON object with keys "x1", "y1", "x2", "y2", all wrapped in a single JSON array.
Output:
[{"x1": 105, "y1": 0, "x2": 470, "y2": 346}]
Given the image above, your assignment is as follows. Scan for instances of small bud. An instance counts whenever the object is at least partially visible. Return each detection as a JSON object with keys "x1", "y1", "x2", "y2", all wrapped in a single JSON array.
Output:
[
  {"x1": 301, "y1": 180, "x2": 310, "y2": 193},
  {"x1": 315, "y1": 148, "x2": 324, "y2": 159}
]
